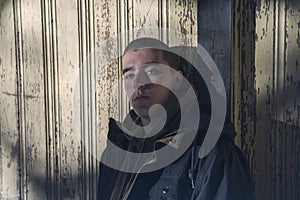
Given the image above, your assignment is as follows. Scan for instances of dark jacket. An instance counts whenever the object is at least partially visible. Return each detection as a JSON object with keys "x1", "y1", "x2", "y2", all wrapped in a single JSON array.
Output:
[{"x1": 97, "y1": 107, "x2": 252, "y2": 200}]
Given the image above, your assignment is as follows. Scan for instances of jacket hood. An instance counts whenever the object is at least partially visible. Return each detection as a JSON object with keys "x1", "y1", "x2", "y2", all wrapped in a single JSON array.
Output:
[{"x1": 107, "y1": 87, "x2": 236, "y2": 154}]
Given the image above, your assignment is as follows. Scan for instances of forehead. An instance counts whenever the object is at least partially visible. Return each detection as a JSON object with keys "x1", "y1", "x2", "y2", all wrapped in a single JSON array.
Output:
[{"x1": 122, "y1": 48, "x2": 167, "y2": 68}]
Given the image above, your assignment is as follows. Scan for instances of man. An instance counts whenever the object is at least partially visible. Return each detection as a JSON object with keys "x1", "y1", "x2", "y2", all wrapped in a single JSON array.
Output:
[{"x1": 98, "y1": 37, "x2": 252, "y2": 200}]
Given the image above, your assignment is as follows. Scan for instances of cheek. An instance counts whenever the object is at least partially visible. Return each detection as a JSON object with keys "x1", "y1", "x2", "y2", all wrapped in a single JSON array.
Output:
[
  {"x1": 152, "y1": 86, "x2": 173, "y2": 102},
  {"x1": 124, "y1": 82, "x2": 134, "y2": 98},
  {"x1": 152, "y1": 76, "x2": 175, "y2": 90}
]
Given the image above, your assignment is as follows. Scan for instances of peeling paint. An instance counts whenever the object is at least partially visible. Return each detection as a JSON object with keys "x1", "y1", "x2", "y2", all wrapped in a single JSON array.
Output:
[
  {"x1": 7, "y1": 139, "x2": 19, "y2": 168},
  {"x1": 234, "y1": 0, "x2": 300, "y2": 199},
  {"x1": 297, "y1": 31, "x2": 300, "y2": 48},
  {"x1": 6, "y1": 0, "x2": 299, "y2": 199},
  {"x1": 2, "y1": 91, "x2": 40, "y2": 99}
]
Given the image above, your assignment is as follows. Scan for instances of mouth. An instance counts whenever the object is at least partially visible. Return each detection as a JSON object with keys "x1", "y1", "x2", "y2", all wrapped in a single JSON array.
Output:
[{"x1": 133, "y1": 95, "x2": 150, "y2": 102}]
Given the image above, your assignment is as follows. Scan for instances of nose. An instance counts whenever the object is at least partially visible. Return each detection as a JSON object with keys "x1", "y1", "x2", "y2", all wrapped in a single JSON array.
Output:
[{"x1": 133, "y1": 71, "x2": 150, "y2": 89}]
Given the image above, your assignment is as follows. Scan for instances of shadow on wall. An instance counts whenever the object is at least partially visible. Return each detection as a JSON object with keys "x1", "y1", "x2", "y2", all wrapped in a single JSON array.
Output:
[{"x1": 0, "y1": 133, "x2": 99, "y2": 199}]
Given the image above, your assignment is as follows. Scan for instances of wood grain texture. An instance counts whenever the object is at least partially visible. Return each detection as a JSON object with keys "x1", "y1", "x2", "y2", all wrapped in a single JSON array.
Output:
[
  {"x1": 233, "y1": 0, "x2": 300, "y2": 199},
  {"x1": 55, "y1": 0, "x2": 82, "y2": 199},
  {"x1": 20, "y1": 0, "x2": 47, "y2": 199},
  {"x1": 0, "y1": 0, "x2": 20, "y2": 199},
  {"x1": 0, "y1": 0, "x2": 197, "y2": 199},
  {"x1": 1, "y1": 0, "x2": 299, "y2": 199},
  {"x1": 198, "y1": 0, "x2": 231, "y2": 109},
  {"x1": 41, "y1": 0, "x2": 60, "y2": 199}
]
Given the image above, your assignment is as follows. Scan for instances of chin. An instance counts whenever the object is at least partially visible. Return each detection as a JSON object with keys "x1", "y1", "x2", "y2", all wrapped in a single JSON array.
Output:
[
  {"x1": 131, "y1": 105, "x2": 148, "y2": 116},
  {"x1": 134, "y1": 109, "x2": 149, "y2": 119}
]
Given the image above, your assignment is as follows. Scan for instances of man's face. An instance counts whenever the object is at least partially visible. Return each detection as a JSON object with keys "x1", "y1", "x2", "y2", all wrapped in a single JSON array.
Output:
[{"x1": 122, "y1": 48, "x2": 181, "y2": 122}]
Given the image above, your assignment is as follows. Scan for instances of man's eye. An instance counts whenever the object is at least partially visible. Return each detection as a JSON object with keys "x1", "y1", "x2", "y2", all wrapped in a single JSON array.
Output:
[
  {"x1": 146, "y1": 69, "x2": 157, "y2": 75},
  {"x1": 124, "y1": 73, "x2": 135, "y2": 79}
]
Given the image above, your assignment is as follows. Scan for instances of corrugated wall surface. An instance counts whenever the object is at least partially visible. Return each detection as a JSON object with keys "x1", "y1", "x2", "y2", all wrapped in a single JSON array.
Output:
[{"x1": 0, "y1": 0, "x2": 196, "y2": 199}]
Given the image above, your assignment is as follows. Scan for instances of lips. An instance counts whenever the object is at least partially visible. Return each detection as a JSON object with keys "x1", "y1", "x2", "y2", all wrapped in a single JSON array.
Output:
[{"x1": 133, "y1": 95, "x2": 149, "y2": 102}]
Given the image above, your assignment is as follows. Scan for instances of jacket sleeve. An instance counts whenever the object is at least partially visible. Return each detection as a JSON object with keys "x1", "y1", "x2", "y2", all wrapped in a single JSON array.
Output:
[
  {"x1": 97, "y1": 156, "x2": 117, "y2": 200},
  {"x1": 192, "y1": 138, "x2": 253, "y2": 200}
]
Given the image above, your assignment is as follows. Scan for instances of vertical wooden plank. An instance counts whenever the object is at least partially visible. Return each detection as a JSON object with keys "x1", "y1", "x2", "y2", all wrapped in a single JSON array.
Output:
[
  {"x1": 40, "y1": 0, "x2": 61, "y2": 199},
  {"x1": 255, "y1": 1, "x2": 277, "y2": 199},
  {"x1": 18, "y1": 0, "x2": 47, "y2": 199},
  {"x1": 55, "y1": 0, "x2": 82, "y2": 199},
  {"x1": 232, "y1": 0, "x2": 256, "y2": 199},
  {"x1": 169, "y1": 0, "x2": 197, "y2": 46},
  {"x1": 273, "y1": 0, "x2": 286, "y2": 199},
  {"x1": 198, "y1": 0, "x2": 231, "y2": 110},
  {"x1": 94, "y1": 0, "x2": 120, "y2": 160},
  {"x1": 255, "y1": 0, "x2": 300, "y2": 199},
  {"x1": 133, "y1": 0, "x2": 159, "y2": 27},
  {"x1": 234, "y1": 0, "x2": 300, "y2": 199},
  {"x1": 0, "y1": 0, "x2": 20, "y2": 199},
  {"x1": 158, "y1": 0, "x2": 169, "y2": 40},
  {"x1": 279, "y1": 0, "x2": 300, "y2": 199},
  {"x1": 119, "y1": 0, "x2": 131, "y2": 119},
  {"x1": 133, "y1": 0, "x2": 159, "y2": 37},
  {"x1": 14, "y1": 0, "x2": 27, "y2": 198},
  {"x1": 78, "y1": 0, "x2": 98, "y2": 199},
  {"x1": 232, "y1": 0, "x2": 256, "y2": 156}
]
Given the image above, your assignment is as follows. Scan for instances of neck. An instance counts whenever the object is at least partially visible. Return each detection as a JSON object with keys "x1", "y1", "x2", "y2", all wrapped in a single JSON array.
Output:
[{"x1": 141, "y1": 117, "x2": 151, "y2": 126}]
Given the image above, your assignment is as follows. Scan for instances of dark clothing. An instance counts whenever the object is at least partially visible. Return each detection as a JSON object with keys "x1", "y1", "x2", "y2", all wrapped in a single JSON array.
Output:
[
  {"x1": 98, "y1": 84, "x2": 251, "y2": 200},
  {"x1": 97, "y1": 114, "x2": 252, "y2": 200}
]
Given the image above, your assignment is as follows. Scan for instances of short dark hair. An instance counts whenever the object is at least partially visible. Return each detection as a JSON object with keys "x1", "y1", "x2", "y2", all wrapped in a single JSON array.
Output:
[{"x1": 123, "y1": 37, "x2": 180, "y2": 70}]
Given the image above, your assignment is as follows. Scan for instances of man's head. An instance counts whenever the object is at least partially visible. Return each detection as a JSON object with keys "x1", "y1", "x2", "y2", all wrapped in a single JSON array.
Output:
[{"x1": 122, "y1": 38, "x2": 183, "y2": 124}]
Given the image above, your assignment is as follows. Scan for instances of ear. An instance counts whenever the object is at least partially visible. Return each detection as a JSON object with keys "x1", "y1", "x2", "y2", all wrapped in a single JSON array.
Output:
[{"x1": 174, "y1": 70, "x2": 183, "y2": 90}]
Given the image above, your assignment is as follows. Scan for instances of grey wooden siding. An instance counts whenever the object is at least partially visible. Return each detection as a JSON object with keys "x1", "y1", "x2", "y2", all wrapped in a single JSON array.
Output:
[
  {"x1": 233, "y1": 0, "x2": 300, "y2": 199},
  {"x1": 0, "y1": 0, "x2": 299, "y2": 199},
  {"x1": 0, "y1": 0, "x2": 196, "y2": 199}
]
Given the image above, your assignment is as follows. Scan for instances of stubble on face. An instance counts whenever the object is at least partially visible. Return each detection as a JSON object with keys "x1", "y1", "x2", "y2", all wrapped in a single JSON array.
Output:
[{"x1": 122, "y1": 49, "x2": 178, "y2": 125}]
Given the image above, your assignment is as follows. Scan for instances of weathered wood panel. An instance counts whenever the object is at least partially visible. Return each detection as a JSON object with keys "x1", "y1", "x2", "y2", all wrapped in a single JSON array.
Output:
[
  {"x1": 19, "y1": 0, "x2": 47, "y2": 199},
  {"x1": 233, "y1": 0, "x2": 300, "y2": 199},
  {"x1": 1, "y1": 0, "x2": 299, "y2": 199},
  {"x1": 198, "y1": 0, "x2": 231, "y2": 105},
  {"x1": 0, "y1": 0, "x2": 20, "y2": 199},
  {"x1": 40, "y1": 1, "x2": 59, "y2": 199},
  {"x1": 55, "y1": 1, "x2": 83, "y2": 199},
  {"x1": 277, "y1": 1, "x2": 300, "y2": 199},
  {"x1": 232, "y1": 0, "x2": 256, "y2": 157},
  {"x1": 169, "y1": 0, "x2": 197, "y2": 45},
  {"x1": 0, "y1": 0, "x2": 197, "y2": 199}
]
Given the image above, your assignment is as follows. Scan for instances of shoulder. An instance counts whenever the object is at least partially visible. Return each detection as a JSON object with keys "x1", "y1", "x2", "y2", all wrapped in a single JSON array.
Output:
[
  {"x1": 192, "y1": 137, "x2": 253, "y2": 199},
  {"x1": 197, "y1": 136, "x2": 250, "y2": 179}
]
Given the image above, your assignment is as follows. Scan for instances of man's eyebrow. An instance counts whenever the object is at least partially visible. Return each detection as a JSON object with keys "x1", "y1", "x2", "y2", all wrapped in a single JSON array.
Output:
[
  {"x1": 142, "y1": 61, "x2": 159, "y2": 66},
  {"x1": 122, "y1": 67, "x2": 133, "y2": 74},
  {"x1": 122, "y1": 62, "x2": 159, "y2": 74}
]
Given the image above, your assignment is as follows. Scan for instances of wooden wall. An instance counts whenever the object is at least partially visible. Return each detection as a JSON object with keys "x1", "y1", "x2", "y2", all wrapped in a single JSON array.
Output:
[
  {"x1": 1, "y1": 0, "x2": 299, "y2": 199},
  {"x1": 233, "y1": 0, "x2": 300, "y2": 199},
  {"x1": 0, "y1": 0, "x2": 196, "y2": 199}
]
